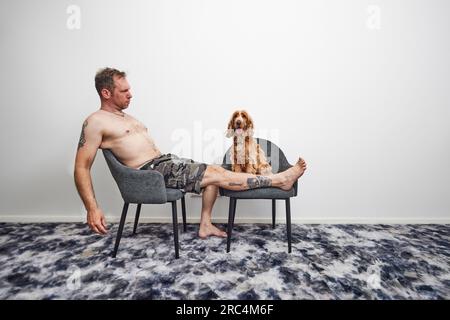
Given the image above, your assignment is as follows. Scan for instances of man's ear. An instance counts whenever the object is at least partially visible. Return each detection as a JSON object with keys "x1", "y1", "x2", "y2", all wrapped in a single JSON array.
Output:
[
  {"x1": 225, "y1": 129, "x2": 234, "y2": 138},
  {"x1": 101, "y1": 88, "x2": 112, "y2": 99}
]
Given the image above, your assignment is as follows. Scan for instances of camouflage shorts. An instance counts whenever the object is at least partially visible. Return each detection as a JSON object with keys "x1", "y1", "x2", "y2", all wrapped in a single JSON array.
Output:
[{"x1": 140, "y1": 154, "x2": 207, "y2": 194}]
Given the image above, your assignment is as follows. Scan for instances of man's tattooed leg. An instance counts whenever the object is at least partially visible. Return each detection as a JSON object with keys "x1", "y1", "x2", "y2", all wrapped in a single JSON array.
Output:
[
  {"x1": 228, "y1": 182, "x2": 244, "y2": 187},
  {"x1": 247, "y1": 176, "x2": 272, "y2": 189}
]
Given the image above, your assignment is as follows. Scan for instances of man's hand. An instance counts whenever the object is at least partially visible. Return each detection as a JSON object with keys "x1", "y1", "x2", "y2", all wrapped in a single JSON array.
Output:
[{"x1": 87, "y1": 208, "x2": 108, "y2": 234}]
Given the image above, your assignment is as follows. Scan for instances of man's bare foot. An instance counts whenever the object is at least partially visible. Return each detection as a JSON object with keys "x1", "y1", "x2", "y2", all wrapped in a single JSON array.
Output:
[
  {"x1": 278, "y1": 157, "x2": 307, "y2": 191},
  {"x1": 198, "y1": 223, "x2": 227, "y2": 239}
]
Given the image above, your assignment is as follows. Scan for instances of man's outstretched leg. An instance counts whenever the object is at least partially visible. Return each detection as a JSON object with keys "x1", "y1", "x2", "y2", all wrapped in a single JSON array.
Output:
[
  {"x1": 200, "y1": 158, "x2": 307, "y2": 191},
  {"x1": 198, "y1": 185, "x2": 227, "y2": 239}
]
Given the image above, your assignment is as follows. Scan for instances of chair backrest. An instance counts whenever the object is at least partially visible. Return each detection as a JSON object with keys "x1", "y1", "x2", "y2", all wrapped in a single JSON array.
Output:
[
  {"x1": 102, "y1": 149, "x2": 130, "y2": 179},
  {"x1": 102, "y1": 149, "x2": 138, "y2": 196},
  {"x1": 102, "y1": 149, "x2": 168, "y2": 204},
  {"x1": 221, "y1": 138, "x2": 292, "y2": 174}
]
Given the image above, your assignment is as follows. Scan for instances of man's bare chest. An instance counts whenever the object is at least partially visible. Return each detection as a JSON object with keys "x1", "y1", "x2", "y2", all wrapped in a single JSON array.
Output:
[{"x1": 103, "y1": 117, "x2": 148, "y2": 141}]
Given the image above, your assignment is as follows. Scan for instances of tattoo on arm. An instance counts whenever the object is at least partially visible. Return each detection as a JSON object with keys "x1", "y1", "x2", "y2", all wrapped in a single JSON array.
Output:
[
  {"x1": 78, "y1": 120, "x2": 88, "y2": 150},
  {"x1": 247, "y1": 176, "x2": 272, "y2": 189}
]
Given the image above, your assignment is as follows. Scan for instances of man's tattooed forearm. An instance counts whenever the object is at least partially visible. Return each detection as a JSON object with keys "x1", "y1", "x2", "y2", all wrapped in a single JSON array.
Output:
[
  {"x1": 78, "y1": 120, "x2": 88, "y2": 149},
  {"x1": 247, "y1": 176, "x2": 272, "y2": 189}
]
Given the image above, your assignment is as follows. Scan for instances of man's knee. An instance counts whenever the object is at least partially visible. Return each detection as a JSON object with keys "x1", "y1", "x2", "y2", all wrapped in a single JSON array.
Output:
[
  {"x1": 202, "y1": 165, "x2": 226, "y2": 186},
  {"x1": 203, "y1": 184, "x2": 219, "y2": 192}
]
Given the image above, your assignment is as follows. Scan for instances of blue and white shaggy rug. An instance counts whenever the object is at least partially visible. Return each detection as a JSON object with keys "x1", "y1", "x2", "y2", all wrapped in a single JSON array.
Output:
[{"x1": 0, "y1": 223, "x2": 448, "y2": 300}]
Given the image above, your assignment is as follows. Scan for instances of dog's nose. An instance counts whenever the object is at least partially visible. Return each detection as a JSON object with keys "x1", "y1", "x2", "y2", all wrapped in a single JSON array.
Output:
[{"x1": 236, "y1": 120, "x2": 242, "y2": 126}]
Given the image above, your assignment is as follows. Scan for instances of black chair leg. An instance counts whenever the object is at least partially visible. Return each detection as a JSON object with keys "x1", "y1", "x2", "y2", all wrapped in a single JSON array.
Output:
[
  {"x1": 226, "y1": 198, "x2": 237, "y2": 253},
  {"x1": 171, "y1": 201, "x2": 180, "y2": 259},
  {"x1": 285, "y1": 198, "x2": 292, "y2": 253},
  {"x1": 132, "y1": 203, "x2": 142, "y2": 235},
  {"x1": 181, "y1": 195, "x2": 187, "y2": 232},
  {"x1": 232, "y1": 198, "x2": 237, "y2": 225},
  {"x1": 112, "y1": 202, "x2": 129, "y2": 258},
  {"x1": 272, "y1": 199, "x2": 276, "y2": 229}
]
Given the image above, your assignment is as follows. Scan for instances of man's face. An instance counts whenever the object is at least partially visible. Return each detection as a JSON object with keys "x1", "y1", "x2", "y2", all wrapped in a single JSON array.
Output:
[{"x1": 111, "y1": 76, "x2": 132, "y2": 109}]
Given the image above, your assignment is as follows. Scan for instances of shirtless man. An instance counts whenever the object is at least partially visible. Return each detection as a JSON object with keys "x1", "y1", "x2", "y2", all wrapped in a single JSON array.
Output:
[{"x1": 74, "y1": 68, "x2": 307, "y2": 238}]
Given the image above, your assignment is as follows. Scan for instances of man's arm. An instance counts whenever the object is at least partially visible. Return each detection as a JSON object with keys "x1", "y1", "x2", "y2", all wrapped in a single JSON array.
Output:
[{"x1": 74, "y1": 117, "x2": 108, "y2": 234}]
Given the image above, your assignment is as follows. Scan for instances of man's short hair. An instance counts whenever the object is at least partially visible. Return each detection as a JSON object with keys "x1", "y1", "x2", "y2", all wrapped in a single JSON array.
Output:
[{"x1": 95, "y1": 67, "x2": 127, "y2": 97}]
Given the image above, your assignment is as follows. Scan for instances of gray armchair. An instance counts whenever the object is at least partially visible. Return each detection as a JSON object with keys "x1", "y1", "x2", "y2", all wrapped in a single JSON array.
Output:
[
  {"x1": 219, "y1": 138, "x2": 298, "y2": 253},
  {"x1": 102, "y1": 149, "x2": 186, "y2": 259}
]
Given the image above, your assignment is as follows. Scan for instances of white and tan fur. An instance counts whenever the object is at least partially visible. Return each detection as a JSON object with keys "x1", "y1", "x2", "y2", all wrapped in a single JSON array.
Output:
[{"x1": 226, "y1": 110, "x2": 272, "y2": 175}]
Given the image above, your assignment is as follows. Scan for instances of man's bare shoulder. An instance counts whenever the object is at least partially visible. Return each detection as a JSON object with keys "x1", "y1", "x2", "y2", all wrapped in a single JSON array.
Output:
[
  {"x1": 87, "y1": 110, "x2": 109, "y2": 121},
  {"x1": 82, "y1": 110, "x2": 112, "y2": 130}
]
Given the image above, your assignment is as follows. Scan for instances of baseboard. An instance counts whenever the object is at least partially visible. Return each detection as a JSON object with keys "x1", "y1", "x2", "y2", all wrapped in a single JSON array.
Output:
[
  {"x1": 118, "y1": 217, "x2": 450, "y2": 224},
  {"x1": 0, "y1": 215, "x2": 449, "y2": 224}
]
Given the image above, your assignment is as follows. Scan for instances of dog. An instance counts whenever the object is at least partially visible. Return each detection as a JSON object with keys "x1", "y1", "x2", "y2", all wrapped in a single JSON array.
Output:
[{"x1": 226, "y1": 110, "x2": 272, "y2": 175}]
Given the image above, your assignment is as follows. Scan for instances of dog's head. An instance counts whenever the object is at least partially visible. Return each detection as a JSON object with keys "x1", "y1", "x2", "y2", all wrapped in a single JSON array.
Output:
[{"x1": 226, "y1": 110, "x2": 254, "y2": 138}]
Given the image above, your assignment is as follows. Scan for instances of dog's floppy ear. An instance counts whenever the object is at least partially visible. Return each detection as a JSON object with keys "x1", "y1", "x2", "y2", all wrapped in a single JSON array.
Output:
[
  {"x1": 242, "y1": 110, "x2": 254, "y2": 136},
  {"x1": 226, "y1": 111, "x2": 238, "y2": 138},
  {"x1": 225, "y1": 129, "x2": 234, "y2": 138},
  {"x1": 227, "y1": 111, "x2": 238, "y2": 130}
]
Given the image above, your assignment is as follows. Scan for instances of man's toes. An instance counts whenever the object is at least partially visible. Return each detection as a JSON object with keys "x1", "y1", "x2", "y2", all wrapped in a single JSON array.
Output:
[{"x1": 214, "y1": 229, "x2": 227, "y2": 237}]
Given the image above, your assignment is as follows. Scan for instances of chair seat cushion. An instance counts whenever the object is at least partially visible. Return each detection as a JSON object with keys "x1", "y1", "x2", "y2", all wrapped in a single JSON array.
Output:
[
  {"x1": 139, "y1": 188, "x2": 184, "y2": 203},
  {"x1": 219, "y1": 187, "x2": 295, "y2": 199},
  {"x1": 165, "y1": 188, "x2": 184, "y2": 202}
]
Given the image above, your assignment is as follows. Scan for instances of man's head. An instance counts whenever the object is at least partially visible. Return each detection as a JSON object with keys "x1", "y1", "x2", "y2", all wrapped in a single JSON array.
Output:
[{"x1": 95, "y1": 67, "x2": 132, "y2": 109}]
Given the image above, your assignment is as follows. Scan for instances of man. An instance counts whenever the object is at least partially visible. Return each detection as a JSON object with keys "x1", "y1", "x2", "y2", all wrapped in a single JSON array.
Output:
[{"x1": 74, "y1": 68, "x2": 307, "y2": 238}]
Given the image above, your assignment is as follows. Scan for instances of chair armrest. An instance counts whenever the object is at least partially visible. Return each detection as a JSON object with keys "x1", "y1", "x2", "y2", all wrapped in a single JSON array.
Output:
[{"x1": 109, "y1": 166, "x2": 168, "y2": 204}]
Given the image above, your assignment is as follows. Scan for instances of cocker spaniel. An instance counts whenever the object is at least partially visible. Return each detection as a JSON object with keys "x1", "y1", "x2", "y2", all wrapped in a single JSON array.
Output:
[{"x1": 226, "y1": 110, "x2": 272, "y2": 175}]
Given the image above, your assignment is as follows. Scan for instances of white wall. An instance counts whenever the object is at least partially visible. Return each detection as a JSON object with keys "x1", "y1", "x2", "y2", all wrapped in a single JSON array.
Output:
[{"x1": 1, "y1": 0, "x2": 449, "y2": 223}]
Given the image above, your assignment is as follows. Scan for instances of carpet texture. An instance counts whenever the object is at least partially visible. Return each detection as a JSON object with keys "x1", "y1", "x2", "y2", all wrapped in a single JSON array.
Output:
[{"x1": 0, "y1": 223, "x2": 448, "y2": 299}]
